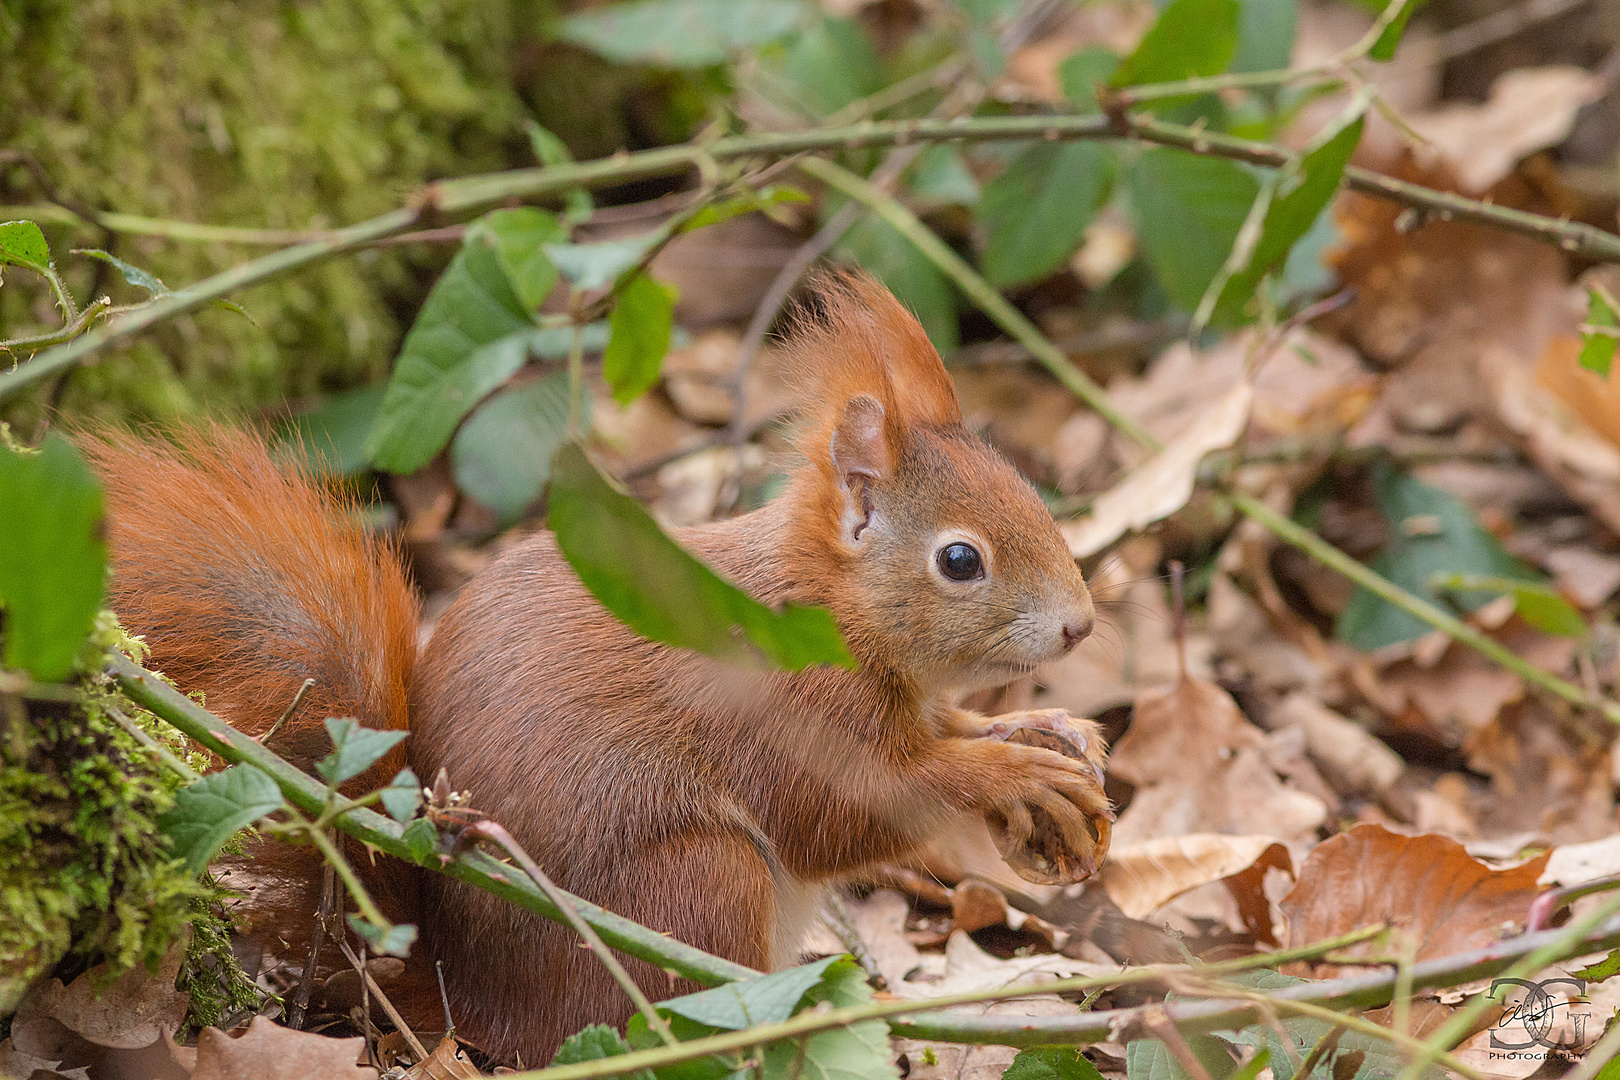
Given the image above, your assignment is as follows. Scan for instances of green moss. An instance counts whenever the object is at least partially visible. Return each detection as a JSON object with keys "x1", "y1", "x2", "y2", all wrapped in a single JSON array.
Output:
[
  {"x1": 0, "y1": 0, "x2": 540, "y2": 428},
  {"x1": 0, "y1": 615, "x2": 248, "y2": 1021}
]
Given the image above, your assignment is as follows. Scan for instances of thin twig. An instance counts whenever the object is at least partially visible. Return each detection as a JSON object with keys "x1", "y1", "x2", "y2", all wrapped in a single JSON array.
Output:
[
  {"x1": 823, "y1": 891, "x2": 888, "y2": 991},
  {"x1": 457, "y1": 818, "x2": 679, "y2": 1048},
  {"x1": 287, "y1": 862, "x2": 338, "y2": 1030},
  {"x1": 0, "y1": 296, "x2": 110, "y2": 357},
  {"x1": 338, "y1": 937, "x2": 430, "y2": 1061},
  {"x1": 8, "y1": 109, "x2": 1620, "y2": 401},
  {"x1": 260, "y1": 677, "x2": 316, "y2": 747}
]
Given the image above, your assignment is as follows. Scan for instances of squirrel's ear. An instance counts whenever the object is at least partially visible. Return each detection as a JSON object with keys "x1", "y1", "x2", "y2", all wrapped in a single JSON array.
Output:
[
  {"x1": 831, "y1": 394, "x2": 887, "y2": 541},
  {"x1": 847, "y1": 276, "x2": 961, "y2": 428}
]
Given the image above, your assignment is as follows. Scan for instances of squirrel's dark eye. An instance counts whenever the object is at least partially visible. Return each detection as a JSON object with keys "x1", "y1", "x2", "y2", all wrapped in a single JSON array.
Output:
[{"x1": 937, "y1": 542, "x2": 983, "y2": 582}]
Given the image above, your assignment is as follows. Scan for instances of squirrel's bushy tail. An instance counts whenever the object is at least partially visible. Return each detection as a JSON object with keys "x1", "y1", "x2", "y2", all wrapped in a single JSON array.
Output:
[{"x1": 80, "y1": 425, "x2": 418, "y2": 778}]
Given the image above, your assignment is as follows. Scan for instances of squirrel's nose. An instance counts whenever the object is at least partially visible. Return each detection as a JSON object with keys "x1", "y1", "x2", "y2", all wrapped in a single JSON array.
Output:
[{"x1": 1060, "y1": 613, "x2": 1093, "y2": 651}]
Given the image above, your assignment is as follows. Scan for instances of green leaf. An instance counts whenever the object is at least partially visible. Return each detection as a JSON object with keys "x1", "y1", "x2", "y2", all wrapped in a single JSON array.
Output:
[
  {"x1": 977, "y1": 141, "x2": 1111, "y2": 288},
  {"x1": 656, "y1": 956, "x2": 843, "y2": 1029},
  {"x1": 1431, "y1": 574, "x2": 1586, "y2": 638},
  {"x1": 1213, "y1": 105, "x2": 1364, "y2": 322},
  {"x1": 777, "y1": 16, "x2": 883, "y2": 116},
  {"x1": 1126, "y1": 149, "x2": 1260, "y2": 312},
  {"x1": 548, "y1": 442, "x2": 856, "y2": 671},
  {"x1": 683, "y1": 187, "x2": 810, "y2": 232},
  {"x1": 1225, "y1": 972, "x2": 1424, "y2": 1080},
  {"x1": 316, "y1": 717, "x2": 409, "y2": 786},
  {"x1": 1232, "y1": 0, "x2": 1296, "y2": 74},
  {"x1": 401, "y1": 817, "x2": 439, "y2": 864},
  {"x1": 559, "y1": 0, "x2": 811, "y2": 68},
  {"x1": 278, "y1": 383, "x2": 387, "y2": 477},
  {"x1": 1575, "y1": 950, "x2": 1620, "y2": 984},
  {"x1": 380, "y1": 768, "x2": 421, "y2": 823},
  {"x1": 1367, "y1": 0, "x2": 1430, "y2": 62},
  {"x1": 346, "y1": 914, "x2": 417, "y2": 958},
  {"x1": 1059, "y1": 47, "x2": 1121, "y2": 114},
  {"x1": 835, "y1": 215, "x2": 957, "y2": 351},
  {"x1": 1580, "y1": 288, "x2": 1618, "y2": 377},
  {"x1": 604, "y1": 273, "x2": 678, "y2": 406},
  {"x1": 627, "y1": 957, "x2": 897, "y2": 1080},
  {"x1": 73, "y1": 248, "x2": 168, "y2": 295},
  {"x1": 0, "y1": 220, "x2": 50, "y2": 273},
  {"x1": 1125, "y1": 1033, "x2": 1235, "y2": 1080},
  {"x1": 471, "y1": 208, "x2": 565, "y2": 312},
  {"x1": 1335, "y1": 465, "x2": 1536, "y2": 652},
  {"x1": 159, "y1": 764, "x2": 285, "y2": 875},
  {"x1": 451, "y1": 371, "x2": 576, "y2": 524},
  {"x1": 1111, "y1": 0, "x2": 1239, "y2": 88},
  {"x1": 545, "y1": 235, "x2": 661, "y2": 292},
  {"x1": 553, "y1": 1025, "x2": 646, "y2": 1077},
  {"x1": 1004, "y1": 1047, "x2": 1109, "y2": 1080},
  {"x1": 0, "y1": 434, "x2": 106, "y2": 681},
  {"x1": 909, "y1": 146, "x2": 981, "y2": 207},
  {"x1": 366, "y1": 222, "x2": 540, "y2": 474}
]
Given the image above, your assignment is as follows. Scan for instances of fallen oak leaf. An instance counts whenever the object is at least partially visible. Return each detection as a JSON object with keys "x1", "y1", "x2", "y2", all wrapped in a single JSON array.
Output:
[
  {"x1": 1280, "y1": 823, "x2": 1548, "y2": 968},
  {"x1": 13, "y1": 933, "x2": 190, "y2": 1052},
  {"x1": 1062, "y1": 379, "x2": 1253, "y2": 558},
  {"x1": 190, "y1": 1016, "x2": 377, "y2": 1080},
  {"x1": 402, "y1": 1032, "x2": 481, "y2": 1079},
  {"x1": 1101, "y1": 833, "x2": 1292, "y2": 924}
]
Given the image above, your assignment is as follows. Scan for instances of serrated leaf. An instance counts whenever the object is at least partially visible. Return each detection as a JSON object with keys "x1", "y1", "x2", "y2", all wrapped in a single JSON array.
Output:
[
  {"x1": 603, "y1": 273, "x2": 677, "y2": 406},
  {"x1": 316, "y1": 717, "x2": 409, "y2": 786},
  {"x1": 835, "y1": 215, "x2": 957, "y2": 351},
  {"x1": 548, "y1": 442, "x2": 856, "y2": 671},
  {"x1": 1575, "y1": 950, "x2": 1620, "y2": 983},
  {"x1": 1580, "y1": 288, "x2": 1618, "y2": 377},
  {"x1": 472, "y1": 208, "x2": 565, "y2": 312},
  {"x1": 0, "y1": 220, "x2": 50, "y2": 273},
  {"x1": 1431, "y1": 574, "x2": 1586, "y2": 638},
  {"x1": 1111, "y1": 0, "x2": 1239, "y2": 88},
  {"x1": 72, "y1": 248, "x2": 168, "y2": 295},
  {"x1": 552, "y1": 1024, "x2": 648, "y2": 1078},
  {"x1": 977, "y1": 141, "x2": 1111, "y2": 288},
  {"x1": 545, "y1": 235, "x2": 661, "y2": 292},
  {"x1": 366, "y1": 221, "x2": 541, "y2": 474},
  {"x1": 346, "y1": 914, "x2": 417, "y2": 958},
  {"x1": 1059, "y1": 47, "x2": 1121, "y2": 114},
  {"x1": 657, "y1": 956, "x2": 843, "y2": 1029},
  {"x1": 451, "y1": 371, "x2": 576, "y2": 524},
  {"x1": 160, "y1": 765, "x2": 285, "y2": 874},
  {"x1": 559, "y1": 0, "x2": 810, "y2": 68},
  {"x1": 1336, "y1": 465, "x2": 1536, "y2": 652},
  {"x1": 380, "y1": 768, "x2": 421, "y2": 823},
  {"x1": 1212, "y1": 105, "x2": 1364, "y2": 323},
  {"x1": 1005, "y1": 1047, "x2": 1109, "y2": 1080},
  {"x1": 0, "y1": 434, "x2": 106, "y2": 681},
  {"x1": 1126, "y1": 149, "x2": 1260, "y2": 312},
  {"x1": 401, "y1": 817, "x2": 439, "y2": 864}
]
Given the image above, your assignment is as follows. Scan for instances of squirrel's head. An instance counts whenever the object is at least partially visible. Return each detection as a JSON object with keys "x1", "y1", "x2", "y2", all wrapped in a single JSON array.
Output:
[{"x1": 785, "y1": 272, "x2": 1093, "y2": 694}]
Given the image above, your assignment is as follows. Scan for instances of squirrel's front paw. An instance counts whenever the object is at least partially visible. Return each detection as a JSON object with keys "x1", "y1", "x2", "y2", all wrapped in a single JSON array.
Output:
[{"x1": 983, "y1": 712, "x2": 1112, "y2": 885}]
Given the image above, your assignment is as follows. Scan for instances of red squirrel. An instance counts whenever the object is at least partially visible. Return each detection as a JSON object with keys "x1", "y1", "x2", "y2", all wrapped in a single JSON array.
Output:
[{"x1": 84, "y1": 273, "x2": 1111, "y2": 1065}]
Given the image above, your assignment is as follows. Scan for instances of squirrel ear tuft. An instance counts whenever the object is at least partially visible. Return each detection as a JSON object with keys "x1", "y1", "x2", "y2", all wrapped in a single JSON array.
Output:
[{"x1": 841, "y1": 275, "x2": 961, "y2": 429}]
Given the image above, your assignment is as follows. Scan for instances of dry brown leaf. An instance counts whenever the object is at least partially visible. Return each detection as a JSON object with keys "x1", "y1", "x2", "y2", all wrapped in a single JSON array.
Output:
[
  {"x1": 1250, "y1": 330, "x2": 1379, "y2": 438},
  {"x1": 1280, "y1": 823, "x2": 1548, "y2": 963},
  {"x1": 1535, "y1": 333, "x2": 1620, "y2": 454},
  {"x1": 1541, "y1": 833, "x2": 1620, "y2": 887},
  {"x1": 189, "y1": 1016, "x2": 377, "y2": 1080},
  {"x1": 15, "y1": 936, "x2": 189, "y2": 1052},
  {"x1": 1269, "y1": 693, "x2": 1404, "y2": 798},
  {"x1": 402, "y1": 1033, "x2": 481, "y2": 1080},
  {"x1": 1542, "y1": 546, "x2": 1620, "y2": 610},
  {"x1": 1100, "y1": 834, "x2": 1291, "y2": 920},
  {"x1": 1406, "y1": 67, "x2": 1604, "y2": 194},
  {"x1": 1063, "y1": 380, "x2": 1253, "y2": 558},
  {"x1": 0, "y1": 1036, "x2": 87, "y2": 1080},
  {"x1": 1109, "y1": 675, "x2": 1327, "y2": 846}
]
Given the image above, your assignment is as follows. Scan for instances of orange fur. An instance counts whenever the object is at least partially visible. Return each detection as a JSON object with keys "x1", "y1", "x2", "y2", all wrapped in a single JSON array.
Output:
[{"x1": 88, "y1": 274, "x2": 1107, "y2": 1066}]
